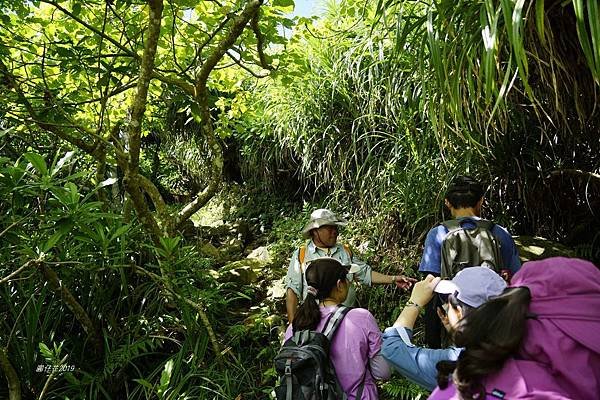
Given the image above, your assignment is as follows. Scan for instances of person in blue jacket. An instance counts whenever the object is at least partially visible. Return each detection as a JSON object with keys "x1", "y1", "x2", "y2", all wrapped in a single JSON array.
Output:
[
  {"x1": 419, "y1": 176, "x2": 520, "y2": 347},
  {"x1": 381, "y1": 267, "x2": 507, "y2": 391}
]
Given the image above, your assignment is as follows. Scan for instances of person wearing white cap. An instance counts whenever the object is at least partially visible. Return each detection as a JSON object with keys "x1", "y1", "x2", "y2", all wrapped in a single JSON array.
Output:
[
  {"x1": 285, "y1": 208, "x2": 415, "y2": 322},
  {"x1": 381, "y1": 267, "x2": 507, "y2": 391}
]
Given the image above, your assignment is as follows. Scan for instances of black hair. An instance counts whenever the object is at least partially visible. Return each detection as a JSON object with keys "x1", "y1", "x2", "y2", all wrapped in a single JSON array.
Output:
[
  {"x1": 445, "y1": 176, "x2": 485, "y2": 209},
  {"x1": 292, "y1": 258, "x2": 348, "y2": 333},
  {"x1": 435, "y1": 287, "x2": 532, "y2": 399},
  {"x1": 438, "y1": 292, "x2": 473, "y2": 317}
]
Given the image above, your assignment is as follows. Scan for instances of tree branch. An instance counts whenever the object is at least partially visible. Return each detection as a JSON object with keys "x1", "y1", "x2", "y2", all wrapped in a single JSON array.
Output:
[
  {"x1": 38, "y1": 354, "x2": 68, "y2": 400},
  {"x1": 123, "y1": 173, "x2": 165, "y2": 243},
  {"x1": 0, "y1": 261, "x2": 34, "y2": 285},
  {"x1": 175, "y1": 0, "x2": 263, "y2": 228},
  {"x1": 37, "y1": 262, "x2": 103, "y2": 355},
  {"x1": 250, "y1": 11, "x2": 274, "y2": 71},
  {"x1": 194, "y1": 0, "x2": 262, "y2": 97},
  {"x1": 197, "y1": 12, "x2": 234, "y2": 57},
  {"x1": 0, "y1": 58, "x2": 97, "y2": 155},
  {"x1": 0, "y1": 347, "x2": 20, "y2": 400},
  {"x1": 128, "y1": 0, "x2": 164, "y2": 173},
  {"x1": 176, "y1": 180, "x2": 220, "y2": 229},
  {"x1": 0, "y1": 213, "x2": 33, "y2": 240},
  {"x1": 61, "y1": 81, "x2": 137, "y2": 107},
  {"x1": 150, "y1": 71, "x2": 195, "y2": 97},
  {"x1": 40, "y1": 0, "x2": 138, "y2": 59},
  {"x1": 226, "y1": 50, "x2": 269, "y2": 78},
  {"x1": 137, "y1": 173, "x2": 170, "y2": 228}
]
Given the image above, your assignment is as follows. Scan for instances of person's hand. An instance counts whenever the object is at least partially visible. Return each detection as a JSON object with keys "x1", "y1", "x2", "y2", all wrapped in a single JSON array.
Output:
[
  {"x1": 437, "y1": 306, "x2": 451, "y2": 332},
  {"x1": 393, "y1": 275, "x2": 417, "y2": 289},
  {"x1": 408, "y1": 274, "x2": 441, "y2": 307}
]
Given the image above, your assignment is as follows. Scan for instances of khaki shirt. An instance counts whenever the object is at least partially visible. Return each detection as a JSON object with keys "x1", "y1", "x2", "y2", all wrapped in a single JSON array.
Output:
[{"x1": 285, "y1": 240, "x2": 372, "y2": 307}]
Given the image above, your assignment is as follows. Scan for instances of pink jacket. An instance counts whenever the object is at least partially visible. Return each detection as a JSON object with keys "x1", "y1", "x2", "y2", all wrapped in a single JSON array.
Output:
[{"x1": 429, "y1": 257, "x2": 600, "y2": 399}]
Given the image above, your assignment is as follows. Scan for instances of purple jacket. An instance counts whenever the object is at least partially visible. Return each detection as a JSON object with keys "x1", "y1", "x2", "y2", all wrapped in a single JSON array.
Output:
[
  {"x1": 429, "y1": 257, "x2": 600, "y2": 400},
  {"x1": 285, "y1": 306, "x2": 384, "y2": 399}
]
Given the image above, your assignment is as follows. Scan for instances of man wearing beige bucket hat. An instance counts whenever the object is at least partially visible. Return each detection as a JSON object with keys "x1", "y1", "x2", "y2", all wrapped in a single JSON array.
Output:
[{"x1": 285, "y1": 208, "x2": 415, "y2": 322}]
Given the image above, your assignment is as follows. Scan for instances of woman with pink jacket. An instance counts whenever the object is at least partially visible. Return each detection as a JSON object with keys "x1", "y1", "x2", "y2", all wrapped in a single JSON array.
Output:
[
  {"x1": 429, "y1": 257, "x2": 600, "y2": 400},
  {"x1": 284, "y1": 258, "x2": 391, "y2": 399}
]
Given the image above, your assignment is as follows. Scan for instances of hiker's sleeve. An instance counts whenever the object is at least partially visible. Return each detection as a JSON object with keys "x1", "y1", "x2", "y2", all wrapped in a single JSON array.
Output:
[
  {"x1": 285, "y1": 249, "x2": 302, "y2": 297},
  {"x1": 495, "y1": 226, "x2": 522, "y2": 274},
  {"x1": 349, "y1": 253, "x2": 373, "y2": 286},
  {"x1": 418, "y1": 226, "x2": 445, "y2": 274},
  {"x1": 382, "y1": 326, "x2": 461, "y2": 391},
  {"x1": 369, "y1": 353, "x2": 391, "y2": 380},
  {"x1": 363, "y1": 311, "x2": 390, "y2": 380},
  {"x1": 283, "y1": 324, "x2": 292, "y2": 341}
]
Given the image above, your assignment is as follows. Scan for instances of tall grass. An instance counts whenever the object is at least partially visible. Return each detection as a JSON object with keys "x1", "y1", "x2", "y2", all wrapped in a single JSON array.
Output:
[{"x1": 239, "y1": 0, "x2": 600, "y2": 251}]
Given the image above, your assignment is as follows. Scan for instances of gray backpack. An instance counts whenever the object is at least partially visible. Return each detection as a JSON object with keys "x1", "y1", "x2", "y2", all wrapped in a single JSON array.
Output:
[
  {"x1": 274, "y1": 306, "x2": 367, "y2": 400},
  {"x1": 440, "y1": 219, "x2": 503, "y2": 278}
]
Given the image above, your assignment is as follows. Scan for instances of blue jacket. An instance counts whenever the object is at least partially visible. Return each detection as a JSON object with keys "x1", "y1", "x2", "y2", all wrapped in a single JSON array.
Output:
[
  {"x1": 419, "y1": 217, "x2": 521, "y2": 275},
  {"x1": 381, "y1": 327, "x2": 462, "y2": 391}
]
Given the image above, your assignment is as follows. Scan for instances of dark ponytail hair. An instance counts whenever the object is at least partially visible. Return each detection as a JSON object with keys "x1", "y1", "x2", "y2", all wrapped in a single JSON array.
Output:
[
  {"x1": 292, "y1": 258, "x2": 348, "y2": 333},
  {"x1": 436, "y1": 287, "x2": 532, "y2": 399}
]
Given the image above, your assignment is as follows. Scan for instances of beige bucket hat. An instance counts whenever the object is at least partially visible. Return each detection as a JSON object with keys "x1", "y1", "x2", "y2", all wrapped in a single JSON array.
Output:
[{"x1": 302, "y1": 208, "x2": 348, "y2": 238}]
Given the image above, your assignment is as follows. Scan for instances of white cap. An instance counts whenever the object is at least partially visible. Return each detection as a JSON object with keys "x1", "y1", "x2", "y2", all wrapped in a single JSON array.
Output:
[{"x1": 434, "y1": 267, "x2": 507, "y2": 308}]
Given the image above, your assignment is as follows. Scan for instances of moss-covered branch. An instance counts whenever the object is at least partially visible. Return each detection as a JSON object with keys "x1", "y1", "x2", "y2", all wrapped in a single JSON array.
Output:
[
  {"x1": 177, "y1": 0, "x2": 263, "y2": 228},
  {"x1": 137, "y1": 173, "x2": 170, "y2": 230},
  {"x1": 0, "y1": 347, "x2": 21, "y2": 400},
  {"x1": 37, "y1": 263, "x2": 103, "y2": 355},
  {"x1": 133, "y1": 265, "x2": 222, "y2": 359},
  {"x1": 127, "y1": 0, "x2": 164, "y2": 173},
  {"x1": 194, "y1": 0, "x2": 262, "y2": 97},
  {"x1": 250, "y1": 10, "x2": 274, "y2": 71}
]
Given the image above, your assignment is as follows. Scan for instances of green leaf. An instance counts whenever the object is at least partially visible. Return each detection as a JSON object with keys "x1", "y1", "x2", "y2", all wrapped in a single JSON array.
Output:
[
  {"x1": 273, "y1": 0, "x2": 294, "y2": 7},
  {"x1": 39, "y1": 342, "x2": 53, "y2": 360},
  {"x1": 24, "y1": 152, "x2": 48, "y2": 176},
  {"x1": 159, "y1": 236, "x2": 181, "y2": 256},
  {"x1": 158, "y1": 359, "x2": 174, "y2": 395},
  {"x1": 72, "y1": 3, "x2": 82, "y2": 16},
  {"x1": 41, "y1": 230, "x2": 66, "y2": 252},
  {"x1": 110, "y1": 224, "x2": 130, "y2": 242},
  {"x1": 65, "y1": 182, "x2": 80, "y2": 204},
  {"x1": 1, "y1": 14, "x2": 11, "y2": 26},
  {"x1": 50, "y1": 187, "x2": 72, "y2": 207},
  {"x1": 52, "y1": 151, "x2": 76, "y2": 176},
  {"x1": 133, "y1": 379, "x2": 154, "y2": 390},
  {"x1": 190, "y1": 102, "x2": 203, "y2": 123},
  {"x1": 535, "y1": 0, "x2": 545, "y2": 45}
]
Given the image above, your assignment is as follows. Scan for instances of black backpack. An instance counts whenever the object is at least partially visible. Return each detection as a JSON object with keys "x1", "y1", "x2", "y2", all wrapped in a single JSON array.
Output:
[
  {"x1": 440, "y1": 219, "x2": 503, "y2": 278},
  {"x1": 274, "y1": 306, "x2": 365, "y2": 400}
]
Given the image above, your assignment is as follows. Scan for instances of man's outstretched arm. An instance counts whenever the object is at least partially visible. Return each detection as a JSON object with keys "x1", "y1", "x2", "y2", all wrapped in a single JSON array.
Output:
[{"x1": 371, "y1": 271, "x2": 416, "y2": 289}]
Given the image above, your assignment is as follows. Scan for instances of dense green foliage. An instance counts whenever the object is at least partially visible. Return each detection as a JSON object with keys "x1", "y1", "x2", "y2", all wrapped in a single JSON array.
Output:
[
  {"x1": 240, "y1": 0, "x2": 600, "y2": 250},
  {"x1": 0, "y1": 146, "x2": 281, "y2": 398},
  {"x1": 1, "y1": 0, "x2": 599, "y2": 399}
]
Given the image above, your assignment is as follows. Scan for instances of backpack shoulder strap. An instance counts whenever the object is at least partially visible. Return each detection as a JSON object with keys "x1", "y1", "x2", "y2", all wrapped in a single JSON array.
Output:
[
  {"x1": 297, "y1": 240, "x2": 312, "y2": 271},
  {"x1": 298, "y1": 245, "x2": 306, "y2": 267},
  {"x1": 322, "y1": 306, "x2": 352, "y2": 340},
  {"x1": 442, "y1": 219, "x2": 462, "y2": 232},
  {"x1": 473, "y1": 219, "x2": 495, "y2": 230}
]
